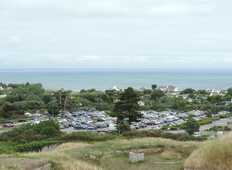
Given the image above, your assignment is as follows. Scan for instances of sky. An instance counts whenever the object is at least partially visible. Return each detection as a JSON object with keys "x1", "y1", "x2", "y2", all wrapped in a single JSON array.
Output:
[{"x1": 0, "y1": 0, "x2": 232, "y2": 71}]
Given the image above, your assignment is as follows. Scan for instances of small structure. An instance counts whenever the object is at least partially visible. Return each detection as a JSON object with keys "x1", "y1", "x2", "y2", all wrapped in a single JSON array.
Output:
[
  {"x1": 129, "y1": 151, "x2": 144, "y2": 163},
  {"x1": 138, "y1": 101, "x2": 145, "y2": 107},
  {"x1": 0, "y1": 94, "x2": 7, "y2": 98},
  {"x1": 24, "y1": 112, "x2": 32, "y2": 117}
]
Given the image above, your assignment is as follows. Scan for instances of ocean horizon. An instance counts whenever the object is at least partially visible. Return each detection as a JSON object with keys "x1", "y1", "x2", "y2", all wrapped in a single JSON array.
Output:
[{"x1": 0, "y1": 69, "x2": 232, "y2": 91}]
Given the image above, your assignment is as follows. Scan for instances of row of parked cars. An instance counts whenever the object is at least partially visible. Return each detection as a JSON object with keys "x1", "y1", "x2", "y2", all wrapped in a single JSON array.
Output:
[
  {"x1": 58, "y1": 110, "x2": 208, "y2": 132},
  {"x1": 58, "y1": 111, "x2": 117, "y2": 131},
  {"x1": 131, "y1": 110, "x2": 207, "y2": 130},
  {"x1": 1, "y1": 110, "x2": 209, "y2": 132}
]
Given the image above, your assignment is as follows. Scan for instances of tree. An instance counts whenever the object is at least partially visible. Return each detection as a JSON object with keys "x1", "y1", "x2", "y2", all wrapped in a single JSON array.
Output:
[
  {"x1": 172, "y1": 97, "x2": 189, "y2": 111},
  {"x1": 151, "y1": 89, "x2": 165, "y2": 101},
  {"x1": 227, "y1": 88, "x2": 232, "y2": 96},
  {"x1": 54, "y1": 89, "x2": 72, "y2": 111},
  {"x1": 180, "y1": 88, "x2": 195, "y2": 95},
  {"x1": 207, "y1": 95, "x2": 222, "y2": 104},
  {"x1": 114, "y1": 87, "x2": 140, "y2": 133},
  {"x1": 6, "y1": 83, "x2": 45, "y2": 102},
  {"x1": 47, "y1": 99, "x2": 59, "y2": 116},
  {"x1": 184, "y1": 116, "x2": 200, "y2": 135},
  {"x1": 0, "y1": 102, "x2": 15, "y2": 118},
  {"x1": 151, "y1": 84, "x2": 157, "y2": 90}
]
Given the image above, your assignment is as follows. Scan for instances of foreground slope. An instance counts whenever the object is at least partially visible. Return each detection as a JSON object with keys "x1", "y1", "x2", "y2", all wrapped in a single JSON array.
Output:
[
  {"x1": 0, "y1": 138, "x2": 198, "y2": 170},
  {"x1": 185, "y1": 133, "x2": 232, "y2": 170}
]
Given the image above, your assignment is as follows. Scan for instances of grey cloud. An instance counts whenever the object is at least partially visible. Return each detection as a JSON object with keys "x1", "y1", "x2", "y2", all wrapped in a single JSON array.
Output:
[{"x1": 0, "y1": 0, "x2": 232, "y2": 70}]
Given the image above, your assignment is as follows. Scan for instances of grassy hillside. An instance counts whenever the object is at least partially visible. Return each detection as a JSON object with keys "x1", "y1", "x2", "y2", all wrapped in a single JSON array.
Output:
[
  {"x1": 0, "y1": 138, "x2": 198, "y2": 170},
  {"x1": 185, "y1": 133, "x2": 232, "y2": 170}
]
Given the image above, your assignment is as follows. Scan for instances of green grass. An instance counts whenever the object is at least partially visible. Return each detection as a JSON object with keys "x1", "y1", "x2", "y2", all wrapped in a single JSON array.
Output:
[
  {"x1": 0, "y1": 137, "x2": 199, "y2": 170},
  {"x1": 60, "y1": 131, "x2": 117, "y2": 142},
  {"x1": 0, "y1": 120, "x2": 201, "y2": 170},
  {"x1": 64, "y1": 138, "x2": 198, "y2": 170},
  {"x1": 0, "y1": 142, "x2": 16, "y2": 154}
]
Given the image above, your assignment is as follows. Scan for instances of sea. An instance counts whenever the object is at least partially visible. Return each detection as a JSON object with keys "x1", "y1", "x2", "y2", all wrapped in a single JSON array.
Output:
[{"x1": 0, "y1": 69, "x2": 232, "y2": 91}]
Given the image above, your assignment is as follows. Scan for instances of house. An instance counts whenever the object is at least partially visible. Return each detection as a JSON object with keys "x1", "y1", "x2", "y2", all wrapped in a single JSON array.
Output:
[
  {"x1": 209, "y1": 89, "x2": 222, "y2": 96},
  {"x1": 24, "y1": 112, "x2": 32, "y2": 117},
  {"x1": 138, "y1": 101, "x2": 145, "y2": 107},
  {"x1": 112, "y1": 86, "x2": 120, "y2": 91},
  {"x1": 0, "y1": 94, "x2": 7, "y2": 98},
  {"x1": 158, "y1": 85, "x2": 178, "y2": 93},
  {"x1": 167, "y1": 85, "x2": 178, "y2": 92},
  {"x1": 218, "y1": 111, "x2": 230, "y2": 116}
]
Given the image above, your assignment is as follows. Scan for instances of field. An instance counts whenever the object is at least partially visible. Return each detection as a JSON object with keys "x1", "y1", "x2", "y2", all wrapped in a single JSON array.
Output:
[{"x1": 0, "y1": 137, "x2": 198, "y2": 170}]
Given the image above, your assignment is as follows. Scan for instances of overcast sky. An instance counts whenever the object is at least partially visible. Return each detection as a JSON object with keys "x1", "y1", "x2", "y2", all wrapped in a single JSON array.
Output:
[{"x1": 1, "y1": 0, "x2": 232, "y2": 70}]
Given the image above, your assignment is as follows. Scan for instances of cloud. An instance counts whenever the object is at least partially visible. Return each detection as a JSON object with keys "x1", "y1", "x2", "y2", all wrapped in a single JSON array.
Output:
[{"x1": 0, "y1": 0, "x2": 231, "y2": 70}]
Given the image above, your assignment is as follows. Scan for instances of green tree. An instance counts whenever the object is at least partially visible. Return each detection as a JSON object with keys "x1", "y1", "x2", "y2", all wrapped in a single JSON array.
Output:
[
  {"x1": 184, "y1": 116, "x2": 200, "y2": 135},
  {"x1": 151, "y1": 89, "x2": 165, "y2": 101},
  {"x1": 47, "y1": 99, "x2": 59, "y2": 116},
  {"x1": 0, "y1": 102, "x2": 15, "y2": 118},
  {"x1": 227, "y1": 88, "x2": 232, "y2": 96},
  {"x1": 180, "y1": 88, "x2": 195, "y2": 95},
  {"x1": 54, "y1": 89, "x2": 72, "y2": 111},
  {"x1": 151, "y1": 84, "x2": 157, "y2": 90},
  {"x1": 114, "y1": 87, "x2": 140, "y2": 133},
  {"x1": 6, "y1": 83, "x2": 45, "y2": 102}
]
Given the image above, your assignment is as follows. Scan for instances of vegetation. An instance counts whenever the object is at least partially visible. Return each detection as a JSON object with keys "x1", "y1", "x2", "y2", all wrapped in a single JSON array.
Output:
[
  {"x1": 114, "y1": 87, "x2": 141, "y2": 133},
  {"x1": 1, "y1": 83, "x2": 232, "y2": 169},
  {"x1": 0, "y1": 120, "x2": 60, "y2": 143},
  {"x1": 61, "y1": 131, "x2": 116, "y2": 142},
  {"x1": 185, "y1": 133, "x2": 232, "y2": 170},
  {"x1": 0, "y1": 120, "x2": 205, "y2": 155},
  {"x1": 122, "y1": 130, "x2": 206, "y2": 141},
  {"x1": 183, "y1": 116, "x2": 200, "y2": 135},
  {"x1": 1, "y1": 83, "x2": 232, "y2": 120},
  {"x1": 0, "y1": 137, "x2": 199, "y2": 170}
]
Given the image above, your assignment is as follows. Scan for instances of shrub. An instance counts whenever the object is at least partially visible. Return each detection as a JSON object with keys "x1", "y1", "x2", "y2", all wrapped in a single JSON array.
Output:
[
  {"x1": 0, "y1": 142, "x2": 16, "y2": 154},
  {"x1": 0, "y1": 120, "x2": 61, "y2": 143},
  {"x1": 122, "y1": 130, "x2": 206, "y2": 141},
  {"x1": 15, "y1": 140, "x2": 60, "y2": 152},
  {"x1": 60, "y1": 131, "x2": 116, "y2": 142}
]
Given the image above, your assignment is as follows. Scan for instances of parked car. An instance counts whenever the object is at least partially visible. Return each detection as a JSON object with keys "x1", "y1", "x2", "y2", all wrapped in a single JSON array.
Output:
[{"x1": 3, "y1": 123, "x2": 14, "y2": 128}]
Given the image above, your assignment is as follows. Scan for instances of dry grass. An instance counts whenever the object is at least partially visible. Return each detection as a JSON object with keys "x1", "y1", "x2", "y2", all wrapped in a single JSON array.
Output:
[
  {"x1": 25, "y1": 143, "x2": 102, "y2": 170},
  {"x1": 66, "y1": 138, "x2": 198, "y2": 170},
  {"x1": 0, "y1": 155, "x2": 51, "y2": 170},
  {"x1": 185, "y1": 133, "x2": 232, "y2": 170},
  {"x1": 0, "y1": 138, "x2": 199, "y2": 170}
]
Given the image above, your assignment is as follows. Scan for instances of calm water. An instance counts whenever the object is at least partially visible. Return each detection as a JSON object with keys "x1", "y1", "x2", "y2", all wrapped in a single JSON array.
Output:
[{"x1": 0, "y1": 70, "x2": 232, "y2": 90}]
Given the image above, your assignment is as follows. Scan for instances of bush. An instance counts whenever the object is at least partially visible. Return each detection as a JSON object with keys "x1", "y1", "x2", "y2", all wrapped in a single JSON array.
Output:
[
  {"x1": 198, "y1": 117, "x2": 213, "y2": 125},
  {"x1": 0, "y1": 120, "x2": 61, "y2": 143},
  {"x1": 122, "y1": 130, "x2": 206, "y2": 141},
  {"x1": 60, "y1": 131, "x2": 116, "y2": 142},
  {"x1": 15, "y1": 140, "x2": 60, "y2": 152},
  {"x1": 0, "y1": 142, "x2": 16, "y2": 154}
]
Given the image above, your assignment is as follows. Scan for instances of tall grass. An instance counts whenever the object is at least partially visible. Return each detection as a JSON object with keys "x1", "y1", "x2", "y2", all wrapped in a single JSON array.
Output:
[
  {"x1": 185, "y1": 133, "x2": 232, "y2": 170},
  {"x1": 24, "y1": 143, "x2": 102, "y2": 170}
]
